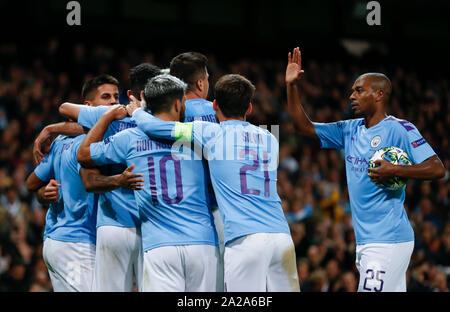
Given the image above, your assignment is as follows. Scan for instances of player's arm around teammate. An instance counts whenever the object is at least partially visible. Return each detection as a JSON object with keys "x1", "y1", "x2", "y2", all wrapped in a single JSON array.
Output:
[
  {"x1": 80, "y1": 165, "x2": 143, "y2": 192},
  {"x1": 77, "y1": 104, "x2": 128, "y2": 167},
  {"x1": 26, "y1": 174, "x2": 61, "y2": 204},
  {"x1": 33, "y1": 121, "x2": 84, "y2": 164}
]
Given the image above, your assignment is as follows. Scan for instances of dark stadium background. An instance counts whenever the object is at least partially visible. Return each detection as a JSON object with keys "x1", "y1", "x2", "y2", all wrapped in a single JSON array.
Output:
[{"x1": 0, "y1": 0, "x2": 449, "y2": 292}]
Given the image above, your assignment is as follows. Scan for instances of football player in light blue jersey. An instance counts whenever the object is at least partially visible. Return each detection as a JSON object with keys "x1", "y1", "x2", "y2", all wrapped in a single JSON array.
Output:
[
  {"x1": 170, "y1": 52, "x2": 224, "y2": 290},
  {"x1": 26, "y1": 133, "x2": 141, "y2": 292},
  {"x1": 285, "y1": 47, "x2": 445, "y2": 292},
  {"x1": 128, "y1": 74, "x2": 300, "y2": 292},
  {"x1": 57, "y1": 64, "x2": 161, "y2": 291},
  {"x1": 77, "y1": 75, "x2": 219, "y2": 292},
  {"x1": 169, "y1": 52, "x2": 216, "y2": 123},
  {"x1": 27, "y1": 135, "x2": 65, "y2": 243}
]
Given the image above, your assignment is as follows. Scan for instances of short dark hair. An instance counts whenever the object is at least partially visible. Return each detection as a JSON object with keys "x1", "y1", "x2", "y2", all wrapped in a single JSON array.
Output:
[
  {"x1": 81, "y1": 74, "x2": 119, "y2": 100},
  {"x1": 129, "y1": 63, "x2": 161, "y2": 98},
  {"x1": 144, "y1": 74, "x2": 187, "y2": 114},
  {"x1": 214, "y1": 74, "x2": 255, "y2": 118},
  {"x1": 169, "y1": 52, "x2": 208, "y2": 91}
]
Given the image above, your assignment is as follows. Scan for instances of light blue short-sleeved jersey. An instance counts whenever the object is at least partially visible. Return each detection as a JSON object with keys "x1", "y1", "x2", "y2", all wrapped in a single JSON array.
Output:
[
  {"x1": 89, "y1": 127, "x2": 218, "y2": 252},
  {"x1": 184, "y1": 98, "x2": 216, "y2": 123},
  {"x1": 34, "y1": 135, "x2": 66, "y2": 241},
  {"x1": 34, "y1": 135, "x2": 97, "y2": 244},
  {"x1": 54, "y1": 134, "x2": 97, "y2": 244},
  {"x1": 183, "y1": 98, "x2": 218, "y2": 207},
  {"x1": 78, "y1": 105, "x2": 140, "y2": 228},
  {"x1": 133, "y1": 109, "x2": 291, "y2": 245},
  {"x1": 314, "y1": 115, "x2": 436, "y2": 245}
]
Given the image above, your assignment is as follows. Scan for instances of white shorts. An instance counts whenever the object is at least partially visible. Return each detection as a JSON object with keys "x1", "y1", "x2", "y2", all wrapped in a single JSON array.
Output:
[
  {"x1": 356, "y1": 241, "x2": 414, "y2": 292},
  {"x1": 212, "y1": 208, "x2": 225, "y2": 292},
  {"x1": 143, "y1": 244, "x2": 218, "y2": 292},
  {"x1": 43, "y1": 237, "x2": 95, "y2": 292},
  {"x1": 93, "y1": 226, "x2": 143, "y2": 292},
  {"x1": 224, "y1": 233, "x2": 300, "y2": 292}
]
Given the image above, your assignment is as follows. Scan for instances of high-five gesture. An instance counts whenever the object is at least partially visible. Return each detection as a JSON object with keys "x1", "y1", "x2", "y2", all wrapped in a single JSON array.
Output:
[{"x1": 286, "y1": 47, "x2": 304, "y2": 85}]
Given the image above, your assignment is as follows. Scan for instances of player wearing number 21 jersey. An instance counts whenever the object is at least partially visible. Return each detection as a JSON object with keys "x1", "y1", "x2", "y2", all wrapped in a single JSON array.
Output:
[
  {"x1": 77, "y1": 75, "x2": 219, "y2": 292},
  {"x1": 131, "y1": 74, "x2": 300, "y2": 292}
]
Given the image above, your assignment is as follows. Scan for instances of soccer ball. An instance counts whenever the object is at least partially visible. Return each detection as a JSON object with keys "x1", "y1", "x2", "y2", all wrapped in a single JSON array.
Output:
[{"x1": 368, "y1": 146, "x2": 412, "y2": 190}]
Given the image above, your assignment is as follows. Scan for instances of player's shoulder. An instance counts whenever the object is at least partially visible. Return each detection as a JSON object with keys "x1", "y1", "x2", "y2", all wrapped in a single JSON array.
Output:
[
  {"x1": 127, "y1": 126, "x2": 148, "y2": 138},
  {"x1": 112, "y1": 126, "x2": 142, "y2": 139},
  {"x1": 344, "y1": 118, "x2": 364, "y2": 128},
  {"x1": 194, "y1": 120, "x2": 219, "y2": 130},
  {"x1": 383, "y1": 115, "x2": 418, "y2": 133},
  {"x1": 248, "y1": 122, "x2": 273, "y2": 136},
  {"x1": 186, "y1": 98, "x2": 213, "y2": 106},
  {"x1": 68, "y1": 134, "x2": 87, "y2": 150},
  {"x1": 186, "y1": 98, "x2": 215, "y2": 117},
  {"x1": 328, "y1": 118, "x2": 362, "y2": 133},
  {"x1": 49, "y1": 134, "x2": 70, "y2": 152}
]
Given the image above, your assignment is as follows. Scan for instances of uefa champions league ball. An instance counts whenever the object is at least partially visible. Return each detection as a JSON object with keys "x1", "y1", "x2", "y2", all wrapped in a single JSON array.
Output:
[{"x1": 368, "y1": 146, "x2": 412, "y2": 190}]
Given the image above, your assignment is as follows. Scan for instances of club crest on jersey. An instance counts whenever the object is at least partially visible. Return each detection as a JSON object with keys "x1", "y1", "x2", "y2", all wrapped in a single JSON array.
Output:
[{"x1": 370, "y1": 135, "x2": 382, "y2": 148}]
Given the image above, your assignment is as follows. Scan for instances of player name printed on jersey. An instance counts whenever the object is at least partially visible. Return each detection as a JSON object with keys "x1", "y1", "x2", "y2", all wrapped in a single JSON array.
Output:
[
  {"x1": 185, "y1": 114, "x2": 216, "y2": 122},
  {"x1": 136, "y1": 139, "x2": 172, "y2": 152},
  {"x1": 117, "y1": 120, "x2": 137, "y2": 131}
]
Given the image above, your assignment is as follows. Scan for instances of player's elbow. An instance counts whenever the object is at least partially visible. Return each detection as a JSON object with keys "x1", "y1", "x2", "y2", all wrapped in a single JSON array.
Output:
[
  {"x1": 429, "y1": 156, "x2": 446, "y2": 180},
  {"x1": 59, "y1": 102, "x2": 77, "y2": 121},
  {"x1": 25, "y1": 177, "x2": 36, "y2": 192},
  {"x1": 435, "y1": 163, "x2": 446, "y2": 179},
  {"x1": 77, "y1": 147, "x2": 91, "y2": 168},
  {"x1": 26, "y1": 173, "x2": 41, "y2": 192},
  {"x1": 59, "y1": 103, "x2": 69, "y2": 118},
  {"x1": 297, "y1": 123, "x2": 317, "y2": 139}
]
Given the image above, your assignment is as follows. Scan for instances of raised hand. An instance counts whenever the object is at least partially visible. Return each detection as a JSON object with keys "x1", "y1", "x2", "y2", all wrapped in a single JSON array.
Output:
[
  {"x1": 118, "y1": 164, "x2": 144, "y2": 191},
  {"x1": 286, "y1": 47, "x2": 305, "y2": 85}
]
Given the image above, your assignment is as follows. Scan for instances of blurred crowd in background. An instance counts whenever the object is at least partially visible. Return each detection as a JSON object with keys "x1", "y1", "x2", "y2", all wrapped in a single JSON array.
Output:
[{"x1": 0, "y1": 39, "x2": 448, "y2": 292}]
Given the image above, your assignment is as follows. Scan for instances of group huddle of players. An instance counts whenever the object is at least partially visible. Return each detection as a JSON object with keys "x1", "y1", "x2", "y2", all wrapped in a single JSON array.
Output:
[{"x1": 25, "y1": 47, "x2": 445, "y2": 292}]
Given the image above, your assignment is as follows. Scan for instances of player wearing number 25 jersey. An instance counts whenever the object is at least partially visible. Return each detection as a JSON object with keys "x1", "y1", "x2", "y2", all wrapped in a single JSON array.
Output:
[
  {"x1": 77, "y1": 75, "x2": 219, "y2": 292},
  {"x1": 285, "y1": 47, "x2": 445, "y2": 292},
  {"x1": 132, "y1": 74, "x2": 300, "y2": 292}
]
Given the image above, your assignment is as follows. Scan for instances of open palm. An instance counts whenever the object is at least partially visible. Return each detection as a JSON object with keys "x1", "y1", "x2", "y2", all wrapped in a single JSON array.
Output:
[{"x1": 286, "y1": 47, "x2": 304, "y2": 84}]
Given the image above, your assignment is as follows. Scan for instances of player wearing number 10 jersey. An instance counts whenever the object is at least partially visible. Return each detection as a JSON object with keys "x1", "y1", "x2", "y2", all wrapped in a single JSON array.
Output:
[
  {"x1": 130, "y1": 74, "x2": 300, "y2": 292},
  {"x1": 77, "y1": 75, "x2": 219, "y2": 292}
]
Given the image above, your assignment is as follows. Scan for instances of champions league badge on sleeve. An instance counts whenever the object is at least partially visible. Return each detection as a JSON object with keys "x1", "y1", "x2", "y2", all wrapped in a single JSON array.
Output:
[{"x1": 370, "y1": 135, "x2": 382, "y2": 148}]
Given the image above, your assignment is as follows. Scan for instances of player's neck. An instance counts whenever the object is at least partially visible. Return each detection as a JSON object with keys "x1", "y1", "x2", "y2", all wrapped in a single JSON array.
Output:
[
  {"x1": 364, "y1": 111, "x2": 388, "y2": 128},
  {"x1": 154, "y1": 112, "x2": 177, "y2": 122},
  {"x1": 185, "y1": 91, "x2": 204, "y2": 101},
  {"x1": 217, "y1": 115, "x2": 246, "y2": 123},
  {"x1": 216, "y1": 108, "x2": 246, "y2": 123}
]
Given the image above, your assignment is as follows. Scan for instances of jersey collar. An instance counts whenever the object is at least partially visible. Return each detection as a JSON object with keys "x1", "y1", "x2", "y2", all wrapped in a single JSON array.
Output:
[{"x1": 219, "y1": 120, "x2": 249, "y2": 126}]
